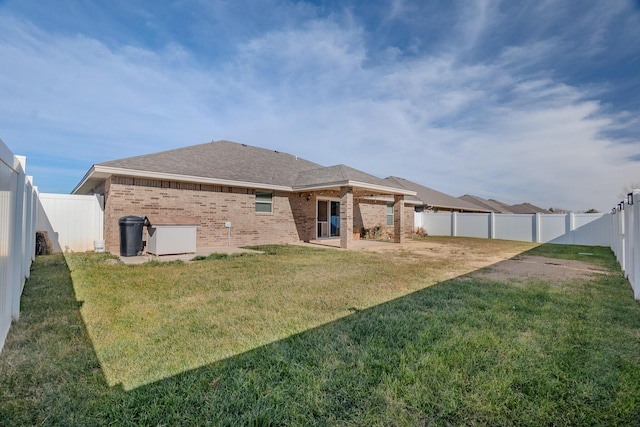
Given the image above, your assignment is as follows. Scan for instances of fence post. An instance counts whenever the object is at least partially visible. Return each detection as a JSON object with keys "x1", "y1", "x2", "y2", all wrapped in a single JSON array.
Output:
[
  {"x1": 23, "y1": 177, "x2": 34, "y2": 279},
  {"x1": 534, "y1": 213, "x2": 541, "y2": 243},
  {"x1": 631, "y1": 190, "x2": 640, "y2": 299},
  {"x1": 451, "y1": 211, "x2": 457, "y2": 237},
  {"x1": 11, "y1": 156, "x2": 26, "y2": 321},
  {"x1": 30, "y1": 184, "x2": 38, "y2": 262},
  {"x1": 619, "y1": 206, "x2": 626, "y2": 273},
  {"x1": 489, "y1": 212, "x2": 495, "y2": 239},
  {"x1": 612, "y1": 210, "x2": 621, "y2": 262},
  {"x1": 624, "y1": 200, "x2": 633, "y2": 279}
]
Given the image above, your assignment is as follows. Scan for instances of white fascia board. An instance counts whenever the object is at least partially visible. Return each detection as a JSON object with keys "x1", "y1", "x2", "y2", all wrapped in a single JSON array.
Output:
[
  {"x1": 362, "y1": 196, "x2": 423, "y2": 205},
  {"x1": 293, "y1": 180, "x2": 416, "y2": 196},
  {"x1": 364, "y1": 195, "x2": 423, "y2": 205},
  {"x1": 349, "y1": 180, "x2": 416, "y2": 196},
  {"x1": 89, "y1": 165, "x2": 293, "y2": 192},
  {"x1": 71, "y1": 165, "x2": 97, "y2": 194}
]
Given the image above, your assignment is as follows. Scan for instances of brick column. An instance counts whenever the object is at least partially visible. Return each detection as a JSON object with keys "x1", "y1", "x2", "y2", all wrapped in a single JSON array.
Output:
[
  {"x1": 393, "y1": 194, "x2": 405, "y2": 244},
  {"x1": 340, "y1": 187, "x2": 353, "y2": 249}
]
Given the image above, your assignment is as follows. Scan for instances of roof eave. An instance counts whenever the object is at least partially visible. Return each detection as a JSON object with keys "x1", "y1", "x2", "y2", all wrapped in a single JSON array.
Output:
[
  {"x1": 74, "y1": 166, "x2": 417, "y2": 197},
  {"x1": 364, "y1": 195, "x2": 423, "y2": 205},
  {"x1": 73, "y1": 165, "x2": 293, "y2": 194},
  {"x1": 72, "y1": 165, "x2": 102, "y2": 194},
  {"x1": 293, "y1": 180, "x2": 416, "y2": 196}
]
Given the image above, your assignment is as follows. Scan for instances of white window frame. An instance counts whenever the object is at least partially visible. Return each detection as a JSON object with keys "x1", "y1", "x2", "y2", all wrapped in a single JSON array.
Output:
[{"x1": 255, "y1": 191, "x2": 273, "y2": 214}]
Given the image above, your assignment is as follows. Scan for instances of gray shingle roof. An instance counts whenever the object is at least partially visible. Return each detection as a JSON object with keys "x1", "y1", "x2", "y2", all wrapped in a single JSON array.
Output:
[
  {"x1": 385, "y1": 177, "x2": 491, "y2": 212},
  {"x1": 295, "y1": 165, "x2": 402, "y2": 190},
  {"x1": 73, "y1": 140, "x2": 413, "y2": 195},
  {"x1": 459, "y1": 195, "x2": 550, "y2": 214},
  {"x1": 99, "y1": 140, "x2": 322, "y2": 187},
  {"x1": 509, "y1": 203, "x2": 551, "y2": 214},
  {"x1": 488, "y1": 199, "x2": 515, "y2": 213},
  {"x1": 458, "y1": 195, "x2": 513, "y2": 213}
]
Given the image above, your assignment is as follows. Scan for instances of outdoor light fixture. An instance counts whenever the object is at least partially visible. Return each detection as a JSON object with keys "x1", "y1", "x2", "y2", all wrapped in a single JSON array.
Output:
[
  {"x1": 628, "y1": 192, "x2": 634, "y2": 205},
  {"x1": 611, "y1": 207, "x2": 617, "y2": 215},
  {"x1": 621, "y1": 201, "x2": 625, "y2": 210}
]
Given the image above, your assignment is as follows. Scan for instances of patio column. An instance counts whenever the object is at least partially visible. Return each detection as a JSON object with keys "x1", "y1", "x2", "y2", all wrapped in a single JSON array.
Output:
[
  {"x1": 340, "y1": 187, "x2": 354, "y2": 249},
  {"x1": 393, "y1": 194, "x2": 405, "y2": 244}
]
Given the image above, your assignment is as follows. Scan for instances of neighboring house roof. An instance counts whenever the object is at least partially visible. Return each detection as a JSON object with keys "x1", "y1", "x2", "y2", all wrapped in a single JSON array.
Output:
[
  {"x1": 459, "y1": 195, "x2": 550, "y2": 214},
  {"x1": 459, "y1": 195, "x2": 514, "y2": 213},
  {"x1": 384, "y1": 177, "x2": 491, "y2": 212},
  {"x1": 509, "y1": 203, "x2": 551, "y2": 214},
  {"x1": 488, "y1": 199, "x2": 514, "y2": 213},
  {"x1": 73, "y1": 140, "x2": 414, "y2": 196}
]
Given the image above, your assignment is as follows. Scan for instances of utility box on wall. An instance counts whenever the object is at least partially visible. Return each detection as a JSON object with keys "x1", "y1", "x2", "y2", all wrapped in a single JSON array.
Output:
[{"x1": 146, "y1": 217, "x2": 198, "y2": 256}]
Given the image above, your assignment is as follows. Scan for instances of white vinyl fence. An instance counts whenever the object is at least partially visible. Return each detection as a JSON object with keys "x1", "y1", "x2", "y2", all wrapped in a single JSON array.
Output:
[
  {"x1": 610, "y1": 190, "x2": 640, "y2": 300},
  {"x1": 0, "y1": 139, "x2": 37, "y2": 354},
  {"x1": 37, "y1": 193, "x2": 104, "y2": 253},
  {"x1": 418, "y1": 212, "x2": 611, "y2": 245}
]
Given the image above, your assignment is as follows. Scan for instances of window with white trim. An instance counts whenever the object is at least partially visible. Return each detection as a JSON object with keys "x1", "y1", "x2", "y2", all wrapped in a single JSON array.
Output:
[
  {"x1": 255, "y1": 191, "x2": 273, "y2": 213},
  {"x1": 386, "y1": 203, "x2": 394, "y2": 226}
]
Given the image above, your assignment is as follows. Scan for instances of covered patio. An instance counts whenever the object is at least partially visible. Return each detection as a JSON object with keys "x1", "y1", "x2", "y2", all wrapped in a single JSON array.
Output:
[{"x1": 293, "y1": 165, "x2": 416, "y2": 249}]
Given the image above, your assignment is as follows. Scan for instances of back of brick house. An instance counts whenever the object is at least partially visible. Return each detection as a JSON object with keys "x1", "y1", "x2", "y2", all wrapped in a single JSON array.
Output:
[{"x1": 73, "y1": 140, "x2": 416, "y2": 252}]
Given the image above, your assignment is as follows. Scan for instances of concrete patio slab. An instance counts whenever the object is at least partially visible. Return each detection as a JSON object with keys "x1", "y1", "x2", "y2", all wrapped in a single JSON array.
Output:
[{"x1": 119, "y1": 246, "x2": 264, "y2": 265}]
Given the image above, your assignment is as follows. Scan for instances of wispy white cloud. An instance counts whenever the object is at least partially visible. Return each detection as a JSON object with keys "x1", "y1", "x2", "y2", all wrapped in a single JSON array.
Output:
[{"x1": 0, "y1": 1, "x2": 638, "y2": 211}]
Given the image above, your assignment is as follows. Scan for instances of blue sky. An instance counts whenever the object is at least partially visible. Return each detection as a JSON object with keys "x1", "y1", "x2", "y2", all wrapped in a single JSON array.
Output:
[{"x1": 1, "y1": 0, "x2": 639, "y2": 212}]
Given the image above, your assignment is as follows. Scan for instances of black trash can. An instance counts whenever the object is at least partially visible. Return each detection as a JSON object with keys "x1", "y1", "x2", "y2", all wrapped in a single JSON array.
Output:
[{"x1": 118, "y1": 216, "x2": 145, "y2": 256}]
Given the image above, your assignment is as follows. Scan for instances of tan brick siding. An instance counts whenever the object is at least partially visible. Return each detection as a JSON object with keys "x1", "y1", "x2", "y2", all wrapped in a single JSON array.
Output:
[
  {"x1": 100, "y1": 176, "x2": 317, "y2": 253},
  {"x1": 94, "y1": 176, "x2": 413, "y2": 252},
  {"x1": 354, "y1": 198, "x2": 414, "y2": 238}
]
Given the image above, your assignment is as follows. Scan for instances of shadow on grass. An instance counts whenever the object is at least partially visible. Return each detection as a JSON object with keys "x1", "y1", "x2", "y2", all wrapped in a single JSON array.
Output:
[
  {"x1": 2, "y1": 245, "x2": 640, "y2": 425},
  {"x1": 0, "y1": 254, "x2": 125, "y2": 425}
]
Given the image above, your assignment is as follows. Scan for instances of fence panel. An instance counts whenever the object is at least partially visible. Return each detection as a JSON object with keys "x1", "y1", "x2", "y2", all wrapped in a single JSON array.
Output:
[
  {"x1": 494, "y1": 214, "x2": 535, "y2": 242},
  {"x1": 422, "y1": 212, "x2": 610, "y2": 245},
  {"x1": 0, "y1": 140, "x2": 36, "y2": 354},
  {"x1": 37, "y1": 193, "x2": 104, "y2": 253},
  {"x1": 538, "y1": 214, "x2": 568, "y2": 243},
  {"x1": 423, "y1": 212, "x2": 453, "y2": 236},
  {"x1": 455, "y1": 213, "x2": 491, "y2": 238},
  {"x1": 572, "y1": 214, "x2": 612, "y2": 246},
  {"x1": 0, "y1": 147, "x2": 17, "y2": 353}
]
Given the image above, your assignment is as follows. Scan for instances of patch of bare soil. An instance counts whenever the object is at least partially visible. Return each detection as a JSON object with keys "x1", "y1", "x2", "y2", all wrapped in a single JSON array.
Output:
[
  {"x1": 368, "y1": 239, "x2": 529, "y2": 265},
  {"x1": 363, "y1": 238, "x2": 538, "y2": 282},
  {"x1": 474, "y1": 255, "x2": 612, "y2": 286},
  {"x1": 364, "y1": 238, "x2": 611, "y2": 286}
]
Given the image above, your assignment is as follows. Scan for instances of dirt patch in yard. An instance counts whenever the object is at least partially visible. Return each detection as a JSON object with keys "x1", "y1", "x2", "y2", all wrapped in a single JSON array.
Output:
[
  {"x1": 362, "y1": 238, "x2": 613, "y2": 286},
  {"x1": 363, "y1": 238, "x2": 537, "y2": 280},
  {"x1": 474, "y1": 255, "x2": 612, "y2": 285}
]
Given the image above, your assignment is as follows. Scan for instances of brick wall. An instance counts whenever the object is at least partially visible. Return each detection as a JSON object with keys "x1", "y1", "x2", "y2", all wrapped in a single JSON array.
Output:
[
  {"x1": 354, "y1": 198, "x2": 387, "y2": 235},
  {"x1": 100, "y1": 176, "x2": 315, "y2": 253},
  {"x1": 404, "y1": 205, "x2": 414, "y2": 236},
  {"x1": 94, "y1": 176, "x2": 415, "y2": 252},
  {"x1": 354, "y1": 198, "x2": 414, "y2": 238}
]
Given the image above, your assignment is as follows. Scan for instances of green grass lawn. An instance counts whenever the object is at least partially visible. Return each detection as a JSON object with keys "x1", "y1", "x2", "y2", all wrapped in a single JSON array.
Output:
[{"x1": 1, "y1": 239, "x2": 640, "y2": 425}]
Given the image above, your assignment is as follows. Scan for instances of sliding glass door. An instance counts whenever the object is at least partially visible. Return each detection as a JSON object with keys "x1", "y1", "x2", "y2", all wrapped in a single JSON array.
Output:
[{"x1": 317, "y1": 200, "x2": 340, "y2": 238}]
